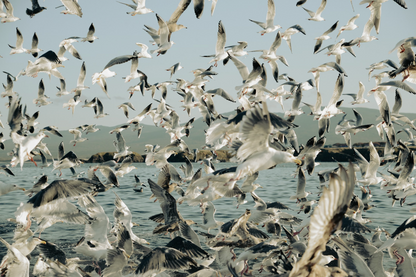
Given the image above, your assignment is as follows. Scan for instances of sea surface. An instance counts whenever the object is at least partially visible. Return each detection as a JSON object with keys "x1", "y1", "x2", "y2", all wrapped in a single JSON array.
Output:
[{"x1": 0, "y1": 161, "x2": 410, "y2": 272}]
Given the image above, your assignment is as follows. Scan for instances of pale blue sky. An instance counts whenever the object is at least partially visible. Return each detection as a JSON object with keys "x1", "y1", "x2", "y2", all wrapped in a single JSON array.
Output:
[{"x1": 0, "y1": 0, "x2": 415, "y2": 135}]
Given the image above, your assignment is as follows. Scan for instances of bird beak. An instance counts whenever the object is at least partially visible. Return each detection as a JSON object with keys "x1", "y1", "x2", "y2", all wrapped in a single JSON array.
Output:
[
  {"x1": 295, "y1": 159, "x2": 302, "y2": 165},
  {"x1": 20, "y1": 188, "x2": 26, "y2": 191}
]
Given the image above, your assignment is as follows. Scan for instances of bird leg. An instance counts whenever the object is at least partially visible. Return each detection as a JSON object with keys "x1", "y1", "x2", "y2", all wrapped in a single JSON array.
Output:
[
  {"x1": 24, "y1": 212, "x2": 32, "y2": 232},
  {"x1": 93, "y1": 261, "x2": 102, "y2": 276},
  {"x1": 29, "y1": 155, "x2": 38, "y2": 167},
  {"x1": 231, "y1": 248, "x2": 237, "y2": 260},
  {"x1": 402, "y1": 69, "x2": 410, "y2": 82},
  {"x1": 0, "y1": 259, "x2": 8, "y2": 269},
  {"x1": 393, "y1": 249, "x2": 405, "y2": 265},
  {"x1": 292, "y1": 227, "x2": 304, "y2": 237},
  {"x1": 241, "y1": 259, "x2": 249, "y2": 276},
  {"x1": 203, "y1": 179, "x2": 211, "y2": 191}
]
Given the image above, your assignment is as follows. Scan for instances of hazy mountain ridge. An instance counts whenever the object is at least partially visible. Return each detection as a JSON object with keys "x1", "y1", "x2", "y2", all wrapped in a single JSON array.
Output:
[{"x1": 0, "y1": 107, "x2": 414, "y2": 161}]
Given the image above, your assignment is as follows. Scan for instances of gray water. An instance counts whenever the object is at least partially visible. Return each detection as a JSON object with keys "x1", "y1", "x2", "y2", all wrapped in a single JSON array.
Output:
[{"x1": 0, "y1": 161, "x2": 409, "y2": 270}]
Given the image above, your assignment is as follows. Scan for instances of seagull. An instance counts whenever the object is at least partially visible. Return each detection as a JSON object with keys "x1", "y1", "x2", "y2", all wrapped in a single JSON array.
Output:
[
  {"x1": 351, "y1": 15, "x2": 378, "y2": 46},
  {"x1": 249, "y1": 0, "x2": 281, "y2": 35},
  {"x1": 1, "y1": 74, "x2": 18, "y2": 98},
  {"x1": 201, "y1": 20, "x2": 227, "y2": 66},
  {"x1": 118, "y1": 0, "x2": 153, "y2": 16},
  {"x1": 33, "y1": 79, "x2": 52, "y2": 107},
  {"x1": 281, "y1": 24, "x2": 306, "y2": 53},
  {"x1": 9, "y1": 27, "x2": 28, "y2": 55},
  {"x1": 91, "y1": 68, "x2": 116, "y2": 98},
  {"x1": 59, "y1": 0, "x2": 83, "y2": 17},
  {"x1": 367, "y1": 59, "x2": 398, "y2": 80},
  {"x1": 198, "y1": 201, "x2": 224, "y2": 233},
  {"x1": 165, "y1": 0, "x2": 190, "y2": 35},
  {"x1": 225, "y1": 41, "x2": 248, "y2": 57},
  {"x1": 109, "y1": 124, "x2": 130, "y2": 134},
  {"x1": 233, "y1": 105, "x2": 301, "y2": 180},
  {"x1": 302, "y1": 0, "x2": 327, "y2": 21},
  {"x1": 388, "y1": 37, "x2": 416, "y2": 82},
  {"x1": 250, "y1": 31, "x2": 288, "y2": 83},
  {"x1": 135, "y1": 246, "x2": 197, "y2": 276},
  {"x1": 136, "y1": 42, "x2": 152, "y2": 58},
  {"x1": 149, "y1": 14, "x2": 175, "y2": 56},
  {"x1": 1, "y1": 0, "x2": 20, "y2": 23},
  {"x1": 356, "y1": 142, "x2": 383, "y2": 188},
  {"x1": 314, "y1": 21, "x2": 338, "y2": 54},
  {"x1": 0, "y1": 237, "x2": 30, "y2": 276},
  {"x1": 81, "y1": 23, "x2": 98, "y2": 43},
  {"x1": 0, "y1": 181, "x2": 25, "y2": 196},
  {"x1": 128, "y1": 103, "x2": 152, "y2": 124},
  {"x1": 359, "y1": 0, "x2": 407, "y2": 34},
  {"x1": 25, "y1": 175, "x2": 48, "y2": 197},
  {"x1": 113, "y1": 131, "x2": 132, "y2": 161},
  {"x1": 11, "y1": 131, "x2": 48, "y2": 170},
  {"x1": 377, "y1": 80, "x2": 416, "y2": 94},
  {"x1": 72, "y1": 61, "x2": 89, "y2": 93},
  {"x1": 118, "y1": 102, "x2": 135, "y2": 118},
  {"x1": 308, "y1": 62, "x2": 346, "y2": 92},
  {"x1": 166, "y1": 62, "x2": 183, "y2": 79},
  {"x1": 133, "y1": 175, "x2": 146, "y2": 192},
  {"x1": 69, "y1": 128, "x2": 87, "y2": 146},
  {"x1": 26, "y1": 0, "x2": 46, "y2": 18},
  {"x1": 93, "y1": 98, "x2": 109, "y2": 119},
  {"x1": 344, "y1": 81, "x2": 369, "y2": 104},
  {"x1": 57, "y1": 43, "x2": 82, "y2": 61},
  {"x1": 104, "y1": 51, "x2": 142, "y2": 83},
  {"x1": 62, "y1": 93, "x2": 81, "y2": 114},
  {"x1": 337, "y1": 14, "x2": 360, "y2": 38},
  {"x1": 25, "y1": 50, "x2": 65, "y2": 79},
  {"x1": 55, "y1": 79, "x2": 70, "y2": 97},
  {"x1": 27, "y1": 32, "x2": 42, "y2": 58},
  {"x1": 319, "y1": 74, "x2": 346, "y2": 120}
]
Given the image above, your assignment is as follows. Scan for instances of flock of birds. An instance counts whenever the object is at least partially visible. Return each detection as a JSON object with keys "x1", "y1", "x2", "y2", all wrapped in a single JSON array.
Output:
[{"x1": 1, "y1": 0, "x2": 416, "y2": 276}]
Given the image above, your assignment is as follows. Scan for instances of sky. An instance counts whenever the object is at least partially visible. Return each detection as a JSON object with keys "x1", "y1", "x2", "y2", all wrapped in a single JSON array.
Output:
[{"x1": 0, "y1": 0, "x2": 415, "y2": 139}]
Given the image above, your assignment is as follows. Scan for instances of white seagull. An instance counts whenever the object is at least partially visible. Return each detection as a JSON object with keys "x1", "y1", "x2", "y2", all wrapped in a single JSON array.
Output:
[
  {"x1": 249, "y1": 0, "x2": 281, "y2": 35},
  {"x1": 302, "y1": 0, "x2": 327, "y2": 21}
]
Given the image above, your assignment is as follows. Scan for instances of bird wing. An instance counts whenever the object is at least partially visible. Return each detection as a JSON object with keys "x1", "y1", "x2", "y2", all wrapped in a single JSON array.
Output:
[
  {"x1": 237, "y1": 105, "x2": 271, "y2": 161},
  {"x1": 216, "y1": 20, "x2": 226, "y2": 55},
  {"x1": 169, "y1": 0, "x2": 191, "y2": 23},
  {"x1": 156, "y1": 14, "x2": 169, "y2": 43},
  {"x1": 327, "y1": 73, "x2": 345, "y2": 107},
  {"x1": 290, "y1": 163, "x2": 354, "y2": 275}
]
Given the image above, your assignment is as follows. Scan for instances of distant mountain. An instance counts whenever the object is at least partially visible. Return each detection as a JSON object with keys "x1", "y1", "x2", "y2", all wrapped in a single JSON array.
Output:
[{"x1": 0, "y1": 107, "x2": 414, "y2": 161}]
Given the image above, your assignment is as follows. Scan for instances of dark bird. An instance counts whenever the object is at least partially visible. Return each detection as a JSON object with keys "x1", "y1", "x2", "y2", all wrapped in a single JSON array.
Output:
[{"x1": 26, "y1": 0, "x2": 47, "y2": 17}]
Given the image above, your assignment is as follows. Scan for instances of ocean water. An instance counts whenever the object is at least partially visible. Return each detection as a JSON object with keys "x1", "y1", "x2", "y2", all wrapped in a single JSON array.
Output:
[{"x1": 0, "y1": 161, "x2": 410, "y2": 271}]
